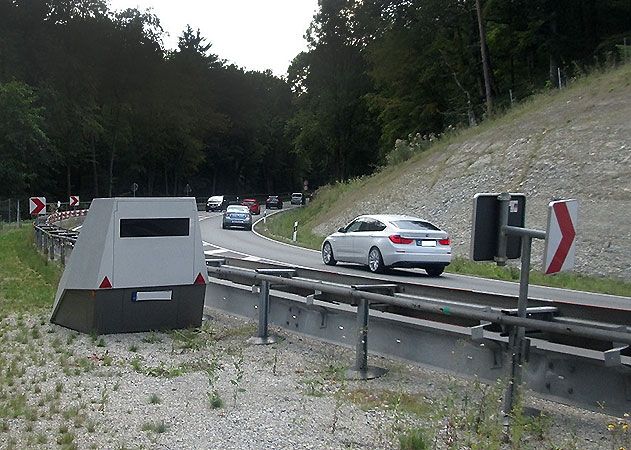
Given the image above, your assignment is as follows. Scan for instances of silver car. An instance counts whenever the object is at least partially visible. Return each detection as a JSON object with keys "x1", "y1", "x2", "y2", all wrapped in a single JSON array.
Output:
[
  {"x1": 321, "y1": 214, "x2": 451, "y2": 276},
  {"x1": 222, "y1": 205, "x2": 252, "y2": 230}
]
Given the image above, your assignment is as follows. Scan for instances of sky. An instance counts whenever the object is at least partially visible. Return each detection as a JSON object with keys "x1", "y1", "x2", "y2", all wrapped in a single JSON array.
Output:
[{"x1": 107, "y1": 0, "x2": 319, "y2": 76}]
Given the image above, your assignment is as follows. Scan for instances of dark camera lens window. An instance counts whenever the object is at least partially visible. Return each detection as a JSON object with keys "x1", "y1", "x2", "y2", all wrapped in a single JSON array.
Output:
[{"x1": 120, "y1": 218, "x2": 190, "y2": 237}]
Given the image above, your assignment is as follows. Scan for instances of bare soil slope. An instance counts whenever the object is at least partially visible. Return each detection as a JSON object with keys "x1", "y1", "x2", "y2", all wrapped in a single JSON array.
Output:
[{"x1": 313, "y1": 65, "x2": 631, "y2": 280}]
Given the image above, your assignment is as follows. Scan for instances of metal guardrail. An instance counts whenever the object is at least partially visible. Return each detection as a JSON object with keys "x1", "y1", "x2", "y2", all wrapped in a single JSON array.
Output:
[
  {"x1": 205, "y1": 260, "x2": 631, "y2": 418},
  {"x1": 213, "y1": 256, "x2": 631, "y2": 337},
  {"x1": 33, "y1": 222, "x2": 78, "y2": 265}
]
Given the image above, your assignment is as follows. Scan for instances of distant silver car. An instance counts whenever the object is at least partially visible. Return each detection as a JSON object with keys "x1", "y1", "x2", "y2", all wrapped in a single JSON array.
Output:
[
  {"x1": 222, "y1": 205, "x2": 252, "y2": 230},
  {"x1": 321, "y1": 214, "x2": 451, "y2": 276}
]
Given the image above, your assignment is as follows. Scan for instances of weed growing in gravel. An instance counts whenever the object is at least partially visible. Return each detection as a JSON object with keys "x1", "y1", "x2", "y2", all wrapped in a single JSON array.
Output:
[
  {"x1": 607, "y1": 413, "x2": 630, "y2": 449},
  {"x1": 142, "y1": 331, "x2": 162, "y2": 344},
  {"x1": 130, "y1": 356, "x2": 143, "y2": 372},
  {"x1": 97, "y1": 385, "x2": 108, "y2": 411},
  {"x1": 141, "y1": 420, "x2": 168, "y2": 433},
  {"x1": 148, "y1": 393, "x2": 161, "y2": 405},
  {"x1": 145, "y1": 362, "x2": 186, "y2": 378},
  {"x1": 230, "y1": 351, "x2": 245, "y2": 407},
  {"x1": 398, "y1": 428, "x2": 430, "y2": 449},
  {"x1": 128, "y1": 344, "x2": 138, "y2": 352},
  {"x1": 206, "y1": 357, "x2": 223, "y2": 409}
]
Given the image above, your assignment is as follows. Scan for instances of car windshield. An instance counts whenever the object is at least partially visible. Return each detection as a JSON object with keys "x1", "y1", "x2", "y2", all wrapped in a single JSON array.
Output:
[
  {"x1": 268, "y1": 196, "x2": 278, "y2": 200},
  {"x1": 209, "y1": 196, "x2": 222, "y2": 202},
  {"x1": 391, "y1": 220, "x2": 440, "y2": 231},
  {"x1": 226, "y1": 205, "x2": 249, "y2": 213},
  {"x1": 292, "y1": 193, "x2": 302, "y2": 198}
]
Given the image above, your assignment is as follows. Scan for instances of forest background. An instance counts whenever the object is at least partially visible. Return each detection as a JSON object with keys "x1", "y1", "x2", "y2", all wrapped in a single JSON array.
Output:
[{"x1": 1, "y1": 0, "x2": 630, "y2": 201}]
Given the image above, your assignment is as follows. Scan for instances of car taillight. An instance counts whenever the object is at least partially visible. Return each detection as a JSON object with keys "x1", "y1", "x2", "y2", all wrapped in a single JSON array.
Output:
[
  {"x1": 439, "y1": 238, "x2": 450, "y2": 246},
  {"x1": 389, "y1": 235, "x2": 413, "y2": 244}
]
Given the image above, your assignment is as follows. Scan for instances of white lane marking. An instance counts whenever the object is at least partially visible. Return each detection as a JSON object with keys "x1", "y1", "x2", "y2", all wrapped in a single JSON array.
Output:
[
  {"x1": 202, "y1": 240, "x2": 212, "y2": 246},
  {"x1": 72, "y1": 225, "x2": 82, "y2": 231},
  {"x1": 243, "y1": 256, "x2": 262, "y2": 262},
  {"x1": 204, "y1": 249, "x2": 228, "y2": 255},
  {"x1": 251, "y1": 207, "x2": 321, "y2": 254}
]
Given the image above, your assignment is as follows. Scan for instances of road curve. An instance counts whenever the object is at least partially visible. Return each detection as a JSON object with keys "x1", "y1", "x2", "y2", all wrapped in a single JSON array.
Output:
[{"x1": 198, "y1": 207, "x2": 631, "y2": 311}]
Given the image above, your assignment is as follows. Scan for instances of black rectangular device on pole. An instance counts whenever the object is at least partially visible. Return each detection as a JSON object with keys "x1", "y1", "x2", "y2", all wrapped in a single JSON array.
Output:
[{"x1": 470, "y1": 193, "x2": 526, "y2": 261}]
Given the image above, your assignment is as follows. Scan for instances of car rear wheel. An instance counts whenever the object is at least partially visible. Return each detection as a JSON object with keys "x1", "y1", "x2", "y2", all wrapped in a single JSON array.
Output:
[
  {"x1": 222, "y1": 223, "x2": 227, "y2": 229},
  {"x1": 368, "y1": 247, "x2": 385, "y2": 273},
  {"x1": 425, "y1": 266, "x2": 445, "y2": 277},
  {"x1": 322, "y1": 242, "x2": 337, "y2": 266}
]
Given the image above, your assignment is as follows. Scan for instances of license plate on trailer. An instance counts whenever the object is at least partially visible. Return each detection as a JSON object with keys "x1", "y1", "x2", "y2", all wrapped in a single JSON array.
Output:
[{"x1": 417, "y1": 240, "x2": 436, "y2": 247}]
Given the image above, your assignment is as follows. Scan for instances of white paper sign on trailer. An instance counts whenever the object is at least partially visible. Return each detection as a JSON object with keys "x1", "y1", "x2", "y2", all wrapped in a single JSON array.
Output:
[{"x1": 51, "y1": 197, "x2": 207, "y2": 334}]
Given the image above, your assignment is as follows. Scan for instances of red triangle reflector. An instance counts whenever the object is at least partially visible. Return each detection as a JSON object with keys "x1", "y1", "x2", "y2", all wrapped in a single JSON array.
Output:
[
  {"x1": 99, "y1": 276, "x2": 112, "y2": 289},
  {"x1": 194, "y1": 273, "x2": 205, "y2": 285}
]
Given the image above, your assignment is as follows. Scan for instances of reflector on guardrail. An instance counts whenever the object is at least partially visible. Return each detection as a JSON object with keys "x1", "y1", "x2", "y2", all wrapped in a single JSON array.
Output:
[{"x1": 50, "y1": 197, "x2": 207, "y2": 334}]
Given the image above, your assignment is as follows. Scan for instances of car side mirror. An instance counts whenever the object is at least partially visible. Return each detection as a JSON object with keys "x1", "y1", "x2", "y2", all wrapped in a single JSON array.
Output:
[{"x1": 338, "y1": 227, "x2": 346, "y2": 233}]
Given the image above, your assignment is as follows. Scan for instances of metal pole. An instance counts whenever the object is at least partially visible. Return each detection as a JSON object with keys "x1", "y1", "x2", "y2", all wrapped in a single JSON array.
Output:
[
  {"x1": 557, "y1": 67, "x2": 562, "y2": 89},
  {"x1": 17, "y1": 200, "x2": 20, "y2": 228},
  {"x1": 247, "y1": 280, "x2": 276, "y2": 345},
  {"x1": 345, "y1": 298, "x2": 387, "y2": 380},
  {"x1": 60, "y1": 240, "x2": 65, "y2": 265},
  {"x1": 356, "y1": 298, "x2": 369, "y2": 372},
  {"x1": 495, "y1": 192, "x2": 511, "y2": 266},
  {"x1": 49, "y1": 235, "x2": 55, "y2": 261},
  {"x1": 502, "y1": 235, "x2": 533, "y2": 423}
]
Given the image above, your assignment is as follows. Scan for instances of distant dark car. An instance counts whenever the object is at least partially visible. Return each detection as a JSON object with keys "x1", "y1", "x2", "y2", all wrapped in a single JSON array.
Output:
[
  {"x1": 241, "y1": 198, "x2": 261, "y2": 215},
  {"x1": 222, "y1": 205, "x2": 252, "y2": 230},
  {"x1": 265, "y1": 195, "x2": 283, "y2": 209},
  {"x1": 206, "y1": 195, "x2": 239, "y2": 212}
]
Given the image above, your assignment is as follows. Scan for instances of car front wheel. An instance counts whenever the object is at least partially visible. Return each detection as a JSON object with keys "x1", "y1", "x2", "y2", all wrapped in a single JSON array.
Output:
[
  {"x1": 425, "y1": 266, "x2": 445, "y2": 277},
  {"x1": 368, "y1": 247, "x2": 385, "y2": 273},
  {"x1": 322, "y1": 242, "x2": 337, "y2": 266}
]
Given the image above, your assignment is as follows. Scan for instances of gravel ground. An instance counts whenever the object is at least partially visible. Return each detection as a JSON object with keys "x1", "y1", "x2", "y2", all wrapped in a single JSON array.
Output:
[
  {"x1": 0, "y1": 309, "x2": 626, "y2": 449},
  {"x1": 312, "y1": 66, "x2": 631, "y2": 281}
]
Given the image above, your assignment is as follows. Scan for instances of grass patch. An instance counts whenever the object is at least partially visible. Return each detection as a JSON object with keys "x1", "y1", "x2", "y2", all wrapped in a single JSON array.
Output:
[
  {"x1": 344, "y1": 388, "x2": 433, "y2": 417},
  {"x1": 141, "y1": 420, "x2": 168, "y2": 434},
  {"x1": 0, "y1": 227, "x2": 61, "y2": 316}
]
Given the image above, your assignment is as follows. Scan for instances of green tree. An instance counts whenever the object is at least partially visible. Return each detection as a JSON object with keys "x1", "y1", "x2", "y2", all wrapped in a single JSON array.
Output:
[{"x1": 0, "y1": 81, "x2": 50, "y2": 196}]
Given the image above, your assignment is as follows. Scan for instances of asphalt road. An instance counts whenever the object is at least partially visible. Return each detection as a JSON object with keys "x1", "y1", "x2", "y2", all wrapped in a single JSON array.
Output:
[{"x1": 198, "y1": 206, "x2": 631, "y2": 311}]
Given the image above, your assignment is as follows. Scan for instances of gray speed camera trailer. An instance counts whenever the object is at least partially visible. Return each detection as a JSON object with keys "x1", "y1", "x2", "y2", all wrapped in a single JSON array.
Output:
[{"x1": 50, "y1": 197, "x2": 208, "y2": 334}]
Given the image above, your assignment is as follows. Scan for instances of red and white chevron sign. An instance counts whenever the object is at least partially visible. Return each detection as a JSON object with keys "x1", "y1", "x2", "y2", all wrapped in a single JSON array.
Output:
[
  {"x1": 29, "y1": 197, "x2": 46, "y2": 215},
  {"x1": 69, "y1": 195, "x2": 79, "y2": 207},
  {"x1": 543, "y1": 199, "x2": 578, "y2": 274}
]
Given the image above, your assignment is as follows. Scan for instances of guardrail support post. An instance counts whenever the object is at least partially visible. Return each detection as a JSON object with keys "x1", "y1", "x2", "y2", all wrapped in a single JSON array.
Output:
[
  {"x1": 248, "y1": 280, "x2": 277, "y2": 345},
  {"x1": 345, "y1": 297, "x2": 387, "y2": 380},
  {"x1": 60, "y1": 240, "x2": 65, "y2": 265},
  {"x1": 49, "y1": 235, "x2": 55, "y2": 261},
  {"x1": 502, "y1": 234, "x2": 534, "y2": 430}
]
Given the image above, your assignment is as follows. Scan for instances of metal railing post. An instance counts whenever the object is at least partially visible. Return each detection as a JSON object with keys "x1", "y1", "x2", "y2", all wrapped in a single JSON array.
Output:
[
  {"x1": 60, "y1": 240, "x2": 65, "y2": 265},
  {"x1": 43, "y1": 233, "x2": 48, "y2": 258},
  {"x1": 502, "y1": 233, "x2": 538, "y2": 431},
  {"x1": 345, "y1": 297, "x2": 387, "y2": 380},
  {"x1": 248, "y1": 280, "x2": 277, "y2": 345},
  {"x1": 49, "y1": 235, "x2": 55, "y2": 261}
]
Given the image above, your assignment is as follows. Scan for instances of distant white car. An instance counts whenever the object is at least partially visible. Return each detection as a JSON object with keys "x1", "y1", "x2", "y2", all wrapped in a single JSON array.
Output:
[
  {"x1": 222, "y1": 205, "x2": 252, "y2": 230},
  {"x1": 321, "y1": 214, "x2": 451, "y2": 276},
  {"x1": 290, "y1": 192, "x2": 304, "y2": 205}
]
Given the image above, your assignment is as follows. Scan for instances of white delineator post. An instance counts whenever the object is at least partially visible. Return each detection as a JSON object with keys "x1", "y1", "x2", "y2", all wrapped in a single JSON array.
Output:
[
  {"x1": 263, "y1": 209, "x2": 267, "y2": 224},
  {"x1": 292, "y1": 221, "x2": 298, "y2": 242}
]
